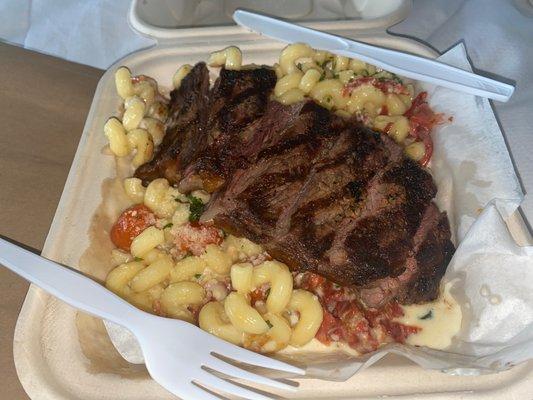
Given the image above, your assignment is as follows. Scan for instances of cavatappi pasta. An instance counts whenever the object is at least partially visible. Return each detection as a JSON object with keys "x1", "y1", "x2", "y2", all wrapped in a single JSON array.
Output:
[
  {"x1": 197, "y1": 44, "x2": 444, "y2": 166},
  {"x1": 107, "y1": 175, "x2": 324, "y2": 352},
  {"x1": 105, "y1": 67, "x2": 168, "y2": 167},
  {"x1": 104, "y1": 45, "x2": 450, "y2": 355}
]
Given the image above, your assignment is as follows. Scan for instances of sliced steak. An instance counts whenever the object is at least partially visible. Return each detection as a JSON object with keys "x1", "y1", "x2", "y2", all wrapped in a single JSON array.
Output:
[
  {"x1": 134, "y1": 63, "x2": 453, "y2": 308},
  {"x1": 134, "y1": 62, "x2": 210, "y2": 185},
  {"x1": 358, "y1": 203, "x2": 454, "y2": 308},
  {"x1": 179, "y1": 67, "x2": 277, "y2": 193},
  {"x1": 202, "y1": 99, "x2": 454, "y2": 307}
]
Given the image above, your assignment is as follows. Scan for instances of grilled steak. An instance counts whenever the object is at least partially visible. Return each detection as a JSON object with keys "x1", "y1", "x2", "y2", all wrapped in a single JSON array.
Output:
[
  {"x1": 134, "y1": 63, "x2": 454, "y2": 308},
  {"x1": 135, "y1": 63, "x2": 210, "y2": 185},
  {"x1": 179, "y1": 67, "x2": 277, "y2": 193},
  {"x1": 201, "y1": 99, "x2": 453, "y2": 307}
]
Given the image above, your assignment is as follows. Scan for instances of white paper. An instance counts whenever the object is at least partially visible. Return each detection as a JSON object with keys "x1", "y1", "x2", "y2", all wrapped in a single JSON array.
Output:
[{"x1": 105, "y1": 43, "x2": 533, "y2": 380}]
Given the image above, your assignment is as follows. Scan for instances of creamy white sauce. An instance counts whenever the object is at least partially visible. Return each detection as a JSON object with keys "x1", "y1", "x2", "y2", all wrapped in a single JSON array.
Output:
[
  {"x1": 279, "y1": 338, "x2": 360, "y2": 357},
  {"x1": 395, "y1": 283, "x2": 462, "y2": 350}
]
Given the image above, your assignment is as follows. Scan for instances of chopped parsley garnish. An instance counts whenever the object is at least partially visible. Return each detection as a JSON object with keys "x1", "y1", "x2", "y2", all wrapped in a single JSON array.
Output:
[
  {"x1": 163, "y1": 222, "x2": 173, "y2": 229},
  {"x1": 194, "y1": 273, "x2": 202, "y2": 279},
  {"x1": 360, "y1": 69, "x2": 369, "y2": 77},
  {"x1": 134, "y1": 257, "x2": 143, "y2": 262},
  {"x1": 319, "y1": 70, "x2": 326, "y2": 81},
  {"x1": 266, "y1": 320, "x2": 273, "y2": 329},
  {"x1": 187, "y1": 194, "x2": 205, "y2": 222},
  {"x1": 419, "y1": 310, "x2": 433, "y2": 320}
]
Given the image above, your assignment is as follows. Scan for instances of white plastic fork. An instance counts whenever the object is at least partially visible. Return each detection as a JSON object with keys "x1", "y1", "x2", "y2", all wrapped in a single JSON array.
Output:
[{"x1": 0, "y1": 237, "x2": 304, "y2": 400}]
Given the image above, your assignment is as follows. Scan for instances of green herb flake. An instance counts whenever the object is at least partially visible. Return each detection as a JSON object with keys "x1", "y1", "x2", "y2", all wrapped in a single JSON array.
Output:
[
  {"x1": 194, "y1": 273, "x2": 202, "y2": 279},
  {"x1": 265, "y1": 288, "x2": 271, "y2": 297},
  {"x1": 163, "y1": 222, "x2": 173, "y2": 229},
  {"x1": 419, "y1": 310, "x2": 433, "y2": 320},
  {"x1": 134, "y1": 257, "x2": 143, "y2": 262},
  {"x1": 187, "y1": 194, "x2": 205, "y2": 222},
  {"x1": 266, "y1": 320, "x2": 273, "y2": 329}
]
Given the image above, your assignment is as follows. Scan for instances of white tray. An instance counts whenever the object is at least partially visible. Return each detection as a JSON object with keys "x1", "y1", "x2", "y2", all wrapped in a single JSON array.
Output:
[{"x1": 13, "y1": 6, "x2": 533, "y2": 400}]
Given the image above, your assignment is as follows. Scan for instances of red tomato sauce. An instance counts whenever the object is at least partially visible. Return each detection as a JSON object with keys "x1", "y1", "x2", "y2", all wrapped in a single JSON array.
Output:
[{"x1": 295, "y1": 272, "x2": 420, "y2": 354}]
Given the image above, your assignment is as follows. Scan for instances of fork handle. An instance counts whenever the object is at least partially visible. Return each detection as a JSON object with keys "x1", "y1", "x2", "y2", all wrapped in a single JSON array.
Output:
[{"x1": 0, "y1": 237, "x2": 141, "y2": 328}]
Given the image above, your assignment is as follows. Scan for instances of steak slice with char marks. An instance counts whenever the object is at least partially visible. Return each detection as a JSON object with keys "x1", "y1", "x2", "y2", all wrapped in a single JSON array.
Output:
[
  {"x1": 135, "y1": 63, "x2": 276, "y2": 189},
  {"x1": 179, "y1": 67, "x2": 277, "y2": 193},
  {"x1": 135, "y1": 62, "x2": 210, "y2": 185},
  {"x1": 202, "y1": 99, "x2": 454, "y2": 307}
]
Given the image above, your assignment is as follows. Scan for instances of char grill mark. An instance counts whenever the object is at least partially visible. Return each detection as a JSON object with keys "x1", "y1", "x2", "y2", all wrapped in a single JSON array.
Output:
[
  {"x1": 178, "y1": 67, "x2": 277, "y2": 193},
  {"x1": 134, "y1": 62, "x2": 210, "y2": 185}
]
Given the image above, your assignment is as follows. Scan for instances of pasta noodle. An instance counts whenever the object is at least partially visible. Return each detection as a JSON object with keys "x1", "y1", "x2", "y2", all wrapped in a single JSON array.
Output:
[
  {"x1": 106, "y1": 261, "x2": 144, "y2": 296},
  {"x1": 346, "y1": 84, "x2": 386, "y2": 116},
  {"x1": 199, "y1": 302, "x2": 243, "y2": 345},
  {"x1": 230, "y1": 263, "x2": 253, "y2": 293},
  {"x1": 110, "y1": 248, "x2": 133, "y2": 266},
  {"x1": 144, "y1": 178, "x2": 179, "y2": 218},
  {"x1": 104, "y1": 117, "x2": 130, "y2": 157},
  {"x1": 129, "y1": 255, "x2": 173, "y2": 292},
  {"x1": 405, "y1": 141, "x2": 426, "y2": 161},
  {"x1": 224, "y1": 292, "x2": 269, "y2": 334},
  {"x1": 373, "y1": 115, "x2": 410, "y2": 143},
  {"x1": 202, "y1": 244, "x2": 233, "y2": 275},
  {"x1": 277, "y1": 88, "x2": 305, "y2": 105},
  {"x1": 123, "y1": 177, "x2": 146, "y2": 203},
  {"x1": 208, "y1": 46, "x2": 242, "y2": 70},
  {"x1": 243, "y1": 313, "x2": 292, "y2": 353},
  {"x1": 274, "y1": 71, "x2": 303, "y2": 97},
  {"x1": 122, "y1": 96, "x2": 146, "y2": 131},
  {"x1": 143, "y1": 248, "x2": 166, "y2": 264},
  {"x1": 333, "y1": 55, "x2": 349, "y2": 72},
  {"x1": 172, "y1": 64, "x2": 192, "y2": 89},
  {"x1": 160, "y1": 281, "x2": 205, "y2": 321},
  {"x1": 130, "y1": 226, "x2": 164, "y2": 258},
  {"x1": 114, "y1": 67, "x2": 134, "y2": 99},
  {"x1": 133, "y1": 80, "x2": 155, "y2": 107},
  {"x1": 139, "y1": 117, "x2": 165, "y2": 147},
  {"x1": 252, "y1": 261, "x2": 293, "y2": 313},
  {"x1": 170, "y1": 256, "x2": 207, "y2": 282},
  {"x1": 171, "y1": 202, "x2": 190, "y2": 227},
  {"x1": 309, "y1": 79, "x2": 349, "y2": 110},
  {"x1": 287, "y1": 289, "x2": 323, "y2": 346},
  {"x1": 298, "y1": 69, "x2": 321, "y2": 94},
  {"x1": 127, "y1": 128, "x2": 154, "y2": 167},
  {"x1": 279, "y1": 43, "x2": 314, "y2": 74}
]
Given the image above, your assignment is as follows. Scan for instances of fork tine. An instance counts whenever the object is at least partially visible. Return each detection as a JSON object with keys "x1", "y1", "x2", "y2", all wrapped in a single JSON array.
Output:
[
  {"x1": 197, "y1": 371, "x2": 276, "y2": 400},
  {"x1": 213, "y1": 346, "x2": 305, "y2": 376},
  {"x1": 205, "y1": 355, "x2": 297, "y2": 392},
  {"x1": 155, "y1": 377, "x2": 225, "y2": 400}
]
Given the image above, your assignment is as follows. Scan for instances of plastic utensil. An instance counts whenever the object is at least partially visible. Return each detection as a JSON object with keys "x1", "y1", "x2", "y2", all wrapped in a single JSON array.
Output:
[
  {"x1": 0, "y1": 237, "x2": 303, "y2": 400},
  {"x1": 233, "y1": 9, "x2": 514, "y2": 102}
]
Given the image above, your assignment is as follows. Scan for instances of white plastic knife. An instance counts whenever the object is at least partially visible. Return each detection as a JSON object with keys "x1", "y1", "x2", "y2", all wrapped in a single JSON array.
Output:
[{"x1": 233, "y1": 9, "x2": 514, "y2": 102}]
